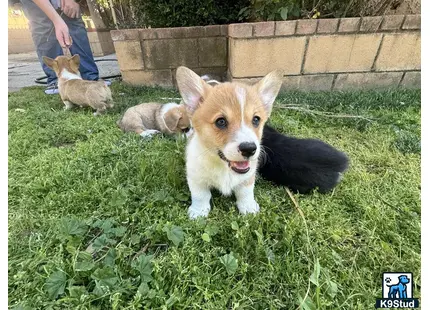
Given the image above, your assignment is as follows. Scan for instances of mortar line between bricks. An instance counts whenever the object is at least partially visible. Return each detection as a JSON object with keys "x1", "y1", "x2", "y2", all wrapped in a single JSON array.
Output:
[
  {"x1": 300, "y1": 37, "x2": 310, "y2": 74},
  {"x1": 336, "y1": 18, "x2": 341, "y2": 32},
  {"x1": 398, "y1": 71, "x2": 406, "y2": 88},
  {"x1": 122, "y1": 67, "x2": 228, "y2": 73},
  {"x1": 197, "y1": 38, "x2": 201, "y2": 68},
  {"x1": 357, "y1": 17, "x2": 363, "y2": 33},
  {"x1": 371, "y1": 34, "x2": 385, "y2": 72},
  {"x1": 227, "y1": 28, "x2": 419, "y2": 40},
  {"x1": 331, "y1": 74, "x2": 338, "y2": 91},
  {"x1": 139, "y1": 40, "x2": 147, "y2": 70},
  {"x1": 400, "y1": 15, "x2": 407, "y2": 29},
  {"x1": 231, "y1": 69, "x2": 420, "y2": 80}
]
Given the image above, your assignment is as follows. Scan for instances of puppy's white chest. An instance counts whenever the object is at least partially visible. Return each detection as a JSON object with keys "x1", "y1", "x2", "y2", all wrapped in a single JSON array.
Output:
[{"x1": 186, "y1": 138, "x2": 248, "y2": 195}]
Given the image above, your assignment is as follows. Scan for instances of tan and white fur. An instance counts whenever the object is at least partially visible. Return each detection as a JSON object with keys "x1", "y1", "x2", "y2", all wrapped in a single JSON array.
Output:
[
  {"x1": 43, "y1": 55, "x2": 113, "y2": 116},
  {"x1": 176, "y1": 67, "x2": 283, "y2": 219},
  {"x1": 117, "y1": 102, "x2": 191, "y2": 138}
]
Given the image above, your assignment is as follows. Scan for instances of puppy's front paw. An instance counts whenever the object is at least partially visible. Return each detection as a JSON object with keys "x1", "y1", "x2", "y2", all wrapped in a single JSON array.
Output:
[
  {"x1": 140, "y1": 130, "x2": 161, "y2": 138},
  {"x1": 188, "y1": 203, "x2": 211, "y2": 219},
  {"x1": 237, "y1": 200, "x2": 260, "y2": 215}
]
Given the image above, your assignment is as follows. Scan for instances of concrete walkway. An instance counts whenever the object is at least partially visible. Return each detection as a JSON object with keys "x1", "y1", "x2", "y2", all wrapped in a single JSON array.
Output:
[{"x1": 8, "y1": 52, "x2": 121, "y2": 92}]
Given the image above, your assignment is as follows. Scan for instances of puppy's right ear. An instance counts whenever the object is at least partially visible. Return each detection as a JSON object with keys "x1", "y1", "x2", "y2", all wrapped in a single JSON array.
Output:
[
  {"x1": 69, "y1": 54, "x2": 80, "y2": 72},
  {"x1": 176, "y1": 66, "x2": 210, "y2": 115},
  {"x1": 43, "y1": 56, "x2": 56, "y2": 69}
]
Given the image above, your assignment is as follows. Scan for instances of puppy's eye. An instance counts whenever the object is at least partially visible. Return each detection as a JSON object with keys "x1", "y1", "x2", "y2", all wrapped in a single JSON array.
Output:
[
  {"x1": 182, "y1": 127, "x2": 190, "y2": 133},
  {"x1": 215, "y1": 117, "x2": 228, "y2": 129},
  {"x1": 252, "y1": 116, "x2": 260, "y2": 127}
]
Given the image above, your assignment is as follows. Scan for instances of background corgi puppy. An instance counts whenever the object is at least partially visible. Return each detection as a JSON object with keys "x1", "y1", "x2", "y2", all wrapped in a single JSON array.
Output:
[
  {"x1": 117, "y1": 102, "x2": 191, "y2": 138},
  {"x1": 43, "y1": 55, "x2": 113, "y2": 116},
  {"x1": 176, "y1": 66, "x2": 283, "y2": 219}
]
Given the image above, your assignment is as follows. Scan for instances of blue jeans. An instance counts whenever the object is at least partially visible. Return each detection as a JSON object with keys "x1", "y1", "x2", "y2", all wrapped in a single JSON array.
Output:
[{"x1": 20, "y1": 0, "x2": 99, "y2": 84}]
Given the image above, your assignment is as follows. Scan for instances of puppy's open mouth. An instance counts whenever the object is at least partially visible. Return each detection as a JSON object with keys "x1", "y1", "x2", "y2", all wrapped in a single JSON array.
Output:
[{"x1": 218, "y1": 151, "x2": 250, "y2": 174}]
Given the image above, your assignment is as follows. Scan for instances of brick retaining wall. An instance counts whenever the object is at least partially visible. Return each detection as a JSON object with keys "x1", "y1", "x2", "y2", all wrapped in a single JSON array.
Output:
[
  {"x1": 111, "y1": 25, "x2": 228, "y2": 87},
  {"x1": 87, "y1": 29, "x2": 115, "y2": 57},
  {"x1": 111, "y1": 14, "x2": 420, "y2": 90}
]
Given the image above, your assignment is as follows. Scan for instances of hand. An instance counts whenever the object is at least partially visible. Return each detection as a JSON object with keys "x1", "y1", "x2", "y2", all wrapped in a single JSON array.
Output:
[
  {"x1": 54, "y1": 19, "x2": 72, "y2": 47},
  {"x1": 61, "y1": 0, "x2": 80, "y2": 19}
]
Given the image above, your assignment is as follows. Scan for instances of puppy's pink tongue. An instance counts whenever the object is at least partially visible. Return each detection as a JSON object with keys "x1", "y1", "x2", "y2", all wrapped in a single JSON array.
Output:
[{"x1": 230, "y1": 161, "x2": 250, "y2": 169}]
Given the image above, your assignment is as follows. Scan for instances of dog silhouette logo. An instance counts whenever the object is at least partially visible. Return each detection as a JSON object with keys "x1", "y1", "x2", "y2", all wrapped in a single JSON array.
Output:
[
  {"x1": 386, "y1": 275, "x2": 410, "y2": 298},
  {"x1": 375, "y1": 272, "x2": 419, "y2": 308}
]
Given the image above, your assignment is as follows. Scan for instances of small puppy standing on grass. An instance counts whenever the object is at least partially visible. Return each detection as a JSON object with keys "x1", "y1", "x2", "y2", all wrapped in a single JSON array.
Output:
[
  {"x1": 43, "y1": 55, "x2": 113, "y2": 116},
  {"x1": 117, "y1": 102, "x2": 191, "y2": 138},
  {"x1": 176, "y1": 66, "x2": 283, "y2": 219}
]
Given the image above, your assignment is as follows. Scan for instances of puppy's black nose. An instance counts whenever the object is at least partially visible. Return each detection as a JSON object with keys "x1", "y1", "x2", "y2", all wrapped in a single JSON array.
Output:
[{"x1": 238, "y1": 142, "x2": 257, "y2": 158}]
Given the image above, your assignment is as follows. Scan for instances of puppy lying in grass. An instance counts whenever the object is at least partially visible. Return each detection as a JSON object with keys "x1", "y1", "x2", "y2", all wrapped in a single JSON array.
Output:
[
  {"x1": 117, "y1": 102, "x2": 192, "y2": 138},
  {"x1": 43, "y1": 55, "x2": 113, "y2": 116},
  {"x1": 259, "y1": 125, "x2": 349, "y2": 193}
]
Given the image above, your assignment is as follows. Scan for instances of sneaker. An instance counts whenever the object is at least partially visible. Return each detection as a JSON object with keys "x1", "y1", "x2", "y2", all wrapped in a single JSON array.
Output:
[
  {"x1": 103, "y1": 79, "x2": 112, "y2": 87},
  {"x1": 45, "y1": 82, "x2": 59, "y2": 95}
]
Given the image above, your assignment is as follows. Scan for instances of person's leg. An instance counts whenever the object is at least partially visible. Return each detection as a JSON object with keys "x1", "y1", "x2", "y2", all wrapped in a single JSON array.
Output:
[
  {"x1": 63, "y1": 15, "x2": 99, "y2": 81},
  {"x1": 20, "y1": 0, "x2": 62, "y2": 85}
]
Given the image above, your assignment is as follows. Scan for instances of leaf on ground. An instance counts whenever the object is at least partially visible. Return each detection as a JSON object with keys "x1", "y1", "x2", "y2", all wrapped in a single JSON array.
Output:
[
  {"x1": 113, "y1": 226, "x2": 127, "y2": 237},
  {"x1": 45, "y1": 270, "x2": 67, "y2": 300},
  {"x1": 75, "y1": 261, "x2": 95, "y2": 272},
  {"x1": 164, "y1": 225, "x2": 185, "y2": 246},
  {"x1": 220, "y1": 253, "x2": 238, "y2": 275},
  {"x1": 266, "y1": 248, "x2": 275, "y2": 263},
  {"x1": 201, "y1": 233, "x2": 211, "y2": 242},
  {"x1": 60, "y1": 217, "x2": 87, "y2": 237},
  {"x1": 130, "y1": 234, "x2": 141, "y2": 245},
  {"x1": 133, "y1": 254, "x2": 154, "y2": 283},
  {"x1": 231, "y1": 221, "x2": 239, "y2": 231},
  {"x1": 153, "y1": 190, "x2": 168, "y2": 202},
  {"x1": 93, "y1": 234, "x2": 116, "y2": 250},
  {"x1": 138, "y1": 282, "x2": 150, "y2": 295},
  {"x1": 104, "y1": 248, "x2": 117, "y2": 266},
  {"x1": 204, "y1": 224, "x2": 219, "y2": 236},
  {"x1": 327, "y1": 280, "x2": 338, "y2": 298},
  {"x1": 100, "y1": 219, "x2": 115, "y2": 234},
  {"x1": 310, "y1": 259, "x2": 321, "y2": 286},
  {"x1": 110, "y1": 190, "x2": 127, "y2": 207},
  {"x1": 68, "y1": 286, "x2": 87, "y2": 299},
  {"x1": 298, "y1": 294, "x2": 317, "y2": 310},
  {"x1": 91, "y1": 266, "x2": 118, "y2": 288}
]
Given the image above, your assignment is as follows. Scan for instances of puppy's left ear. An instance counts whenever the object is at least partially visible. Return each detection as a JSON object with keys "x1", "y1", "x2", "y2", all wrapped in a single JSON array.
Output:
[
  {"x1": 164, "y1": 108, "x2": 182, "y2": 132},
  {"x1": 69, "y1": 54, "x2": 80, "y2": 72},
  {"x1": 43, "y1": 56, "x2": 56, "y2": 69},
  {"x1": 254, "y1": 70, "x2": 283, "y2": 116},
  {"x1": 176, "y1": 66, "x2": 210, "y2": 116}
]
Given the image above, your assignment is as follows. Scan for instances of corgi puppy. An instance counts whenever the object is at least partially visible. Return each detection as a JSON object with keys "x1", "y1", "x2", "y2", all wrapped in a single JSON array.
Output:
[
  {"x1": 176, "y1": 66, "x2": 283, "y2": 219},
  {"x1": 185, "y1": 76, "x2": 349, "y2": 195},
  {"x1": 117, "y1": 102, "x2": 192, "y2": 138},
  {"x1": 43, "y1": 55, "x2": 113, "y2": 116},
  {"x1": 259, "y1": 125, "x2": 349, "y2": 193}
]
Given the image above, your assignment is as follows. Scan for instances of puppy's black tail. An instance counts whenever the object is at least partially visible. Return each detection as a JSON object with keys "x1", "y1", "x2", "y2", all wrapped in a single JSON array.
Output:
[{"x1": 258, "y1": 125, "x2": 349, "y2": 194}]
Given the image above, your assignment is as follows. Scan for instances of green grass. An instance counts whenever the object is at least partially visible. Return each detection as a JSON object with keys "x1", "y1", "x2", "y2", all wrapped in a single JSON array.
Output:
[{"x1": 8, "y1": 84, "x2": 421, "y2": 309}]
